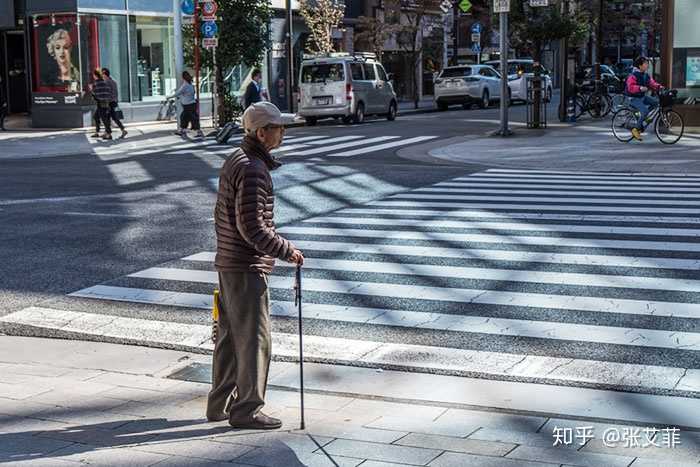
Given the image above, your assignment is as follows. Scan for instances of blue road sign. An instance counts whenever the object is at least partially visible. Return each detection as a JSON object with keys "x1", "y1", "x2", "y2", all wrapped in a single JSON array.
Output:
[
  {"x1": 471, "y1": 22, "x2": 482, "y2": 34},
  {"x1": 471, "y1": 43, "x2": 481, "y2": 54},
  {"x1": 180, "y1": 0, "x2": 194, "y2": 15},
  {"x1": 201, "y1": 21, "x2": 218, "y2": 38}
]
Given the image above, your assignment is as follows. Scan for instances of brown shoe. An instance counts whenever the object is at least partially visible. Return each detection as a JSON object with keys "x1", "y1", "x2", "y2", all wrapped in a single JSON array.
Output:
[{"x1": 229, "y1": 412, "x2": 282, "y2": 430}]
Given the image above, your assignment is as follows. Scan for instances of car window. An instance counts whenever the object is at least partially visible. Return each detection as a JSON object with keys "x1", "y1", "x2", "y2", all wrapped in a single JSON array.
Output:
[
  {"x1": 440, "y1": 67, "x2": 472, "y2": 78},
  {"x1": 350, "y1": 63, "x2": 364, "y2": 81},
  {"x1": 363, "y1": 63, "x2": 376, "y2": 80},
  {"x1": 376, "y1": 64, "x2": 388, "y2": 81},
  {"x1": 480, "y1": 68, "x2": 496, "y2": 77},
  {"x1": 301, "y1": 63, "x2": 345, "y2": 83}
]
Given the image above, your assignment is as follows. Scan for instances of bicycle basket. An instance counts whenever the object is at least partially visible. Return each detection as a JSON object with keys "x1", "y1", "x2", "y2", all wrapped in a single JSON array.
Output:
[{"x1": 659, "y1": 90, "x2": 677, "y2": 108}]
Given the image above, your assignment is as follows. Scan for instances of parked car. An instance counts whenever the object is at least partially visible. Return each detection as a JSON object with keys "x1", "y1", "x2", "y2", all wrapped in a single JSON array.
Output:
[
  {"x1": 434, "y1": 65, "x2": 503, "y2": 110},
  {"x1": 485, "y1": 59, "x2": 553, "y2": 103},
  {"x1": 297, "y1": 53, "x2": 397, "y2": 125}
]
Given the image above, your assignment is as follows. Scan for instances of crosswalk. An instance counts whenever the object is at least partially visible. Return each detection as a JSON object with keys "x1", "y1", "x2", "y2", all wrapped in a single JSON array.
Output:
[
  {"x1": 67, "y1": 168, "x2": 700, "y2": 393},
  {"x1": 203, "y1": 133, "x2": 438, "y2": 158}
]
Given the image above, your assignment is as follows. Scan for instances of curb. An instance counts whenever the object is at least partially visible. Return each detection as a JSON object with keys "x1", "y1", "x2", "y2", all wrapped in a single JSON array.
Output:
[{"x1": 2, "y1": 307, "x2": 698, "y2": 401}]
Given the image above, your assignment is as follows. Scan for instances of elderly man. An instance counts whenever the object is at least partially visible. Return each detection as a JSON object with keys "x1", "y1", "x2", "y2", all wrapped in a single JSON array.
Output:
[{"x1": 207, "y1": 101, "x2": 304, "y2": 430}]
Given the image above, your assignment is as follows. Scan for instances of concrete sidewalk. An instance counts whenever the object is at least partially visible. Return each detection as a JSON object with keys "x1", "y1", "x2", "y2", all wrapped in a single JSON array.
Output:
[{"x1": 1, "y1": 336, "x2": 699, "y2": 466}]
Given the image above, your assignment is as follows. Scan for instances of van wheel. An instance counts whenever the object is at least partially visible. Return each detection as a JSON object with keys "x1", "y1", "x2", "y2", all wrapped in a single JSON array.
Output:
[
  {"x1": 387, "y1": 101, "x2": 397, "y2": 121},
  {"x1": 306, "y1": 117, "x2": 317, "y2": 126},
  {"x1": 479, "y1": 90, "x2": 490, "y2": 109},
  {"x1": 437, "y1": 102, "x2": 448, "y2": 111},
  {"x1": 353, "y1": 103, "x2": 365, "y2": 124}
]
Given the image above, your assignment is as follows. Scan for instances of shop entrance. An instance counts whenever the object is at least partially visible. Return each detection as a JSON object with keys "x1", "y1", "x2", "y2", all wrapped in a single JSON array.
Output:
[{"x1": 2, "y1": 30, "x2": 28, "y2": 114}]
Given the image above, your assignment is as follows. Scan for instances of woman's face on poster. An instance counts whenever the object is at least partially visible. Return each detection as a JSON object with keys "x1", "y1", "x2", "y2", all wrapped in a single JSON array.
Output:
[{"x1": 53, "y1": 37, "x2": 71, "y2": 67}]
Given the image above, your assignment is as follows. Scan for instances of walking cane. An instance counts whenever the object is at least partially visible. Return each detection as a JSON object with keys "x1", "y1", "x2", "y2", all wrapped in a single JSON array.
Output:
[{"x1": 294, "y1": 264, "x2": 306, "y2": 430}]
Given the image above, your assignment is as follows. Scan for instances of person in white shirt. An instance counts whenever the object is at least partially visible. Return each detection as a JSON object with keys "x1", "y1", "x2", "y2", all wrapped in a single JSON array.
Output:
[{"x1": 169, "y1": 71, "x2": 204, "y2": 138}]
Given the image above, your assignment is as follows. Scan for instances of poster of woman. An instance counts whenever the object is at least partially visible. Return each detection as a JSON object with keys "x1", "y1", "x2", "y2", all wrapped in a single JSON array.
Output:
[{"x1": 33, "y1": 16, "x2": 81, "y2": 92}]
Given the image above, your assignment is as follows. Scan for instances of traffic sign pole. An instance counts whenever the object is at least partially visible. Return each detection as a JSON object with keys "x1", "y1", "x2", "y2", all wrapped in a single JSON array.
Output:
[{"x1": 194, "y1": 0, "x2": 200, "y2": 115}]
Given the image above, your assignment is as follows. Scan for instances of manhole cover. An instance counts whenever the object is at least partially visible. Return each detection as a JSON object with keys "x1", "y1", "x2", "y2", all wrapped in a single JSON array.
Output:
[{"x1": 167, "y1": 362, "x2": 212, "y2": 384}]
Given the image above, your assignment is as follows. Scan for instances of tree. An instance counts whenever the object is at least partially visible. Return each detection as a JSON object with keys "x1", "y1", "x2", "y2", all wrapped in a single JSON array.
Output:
[
  {"x1": 354, "y1": 14, "x2": 394, "y2": 60},
  {"x1": 183, "y1": 0, "x2": 272, "y2": 125},
  {"x1": 298, "y1": 0, "x2": 346, "y2": 55},
  {"x1": 509, "y1": 1, "x2": 587, "y2": 66},
  {"x1": 387, "y1": 0, "x2": 441, "y2": 109}
]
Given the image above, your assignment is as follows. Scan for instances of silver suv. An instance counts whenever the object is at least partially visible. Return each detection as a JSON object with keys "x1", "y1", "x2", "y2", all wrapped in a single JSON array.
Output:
[
  {"x1": 298, "y1": 53, "x2": 398, "y2": 125},
  {"x1": 434, "y1": 65, "x2": 503, "y2": 110}
]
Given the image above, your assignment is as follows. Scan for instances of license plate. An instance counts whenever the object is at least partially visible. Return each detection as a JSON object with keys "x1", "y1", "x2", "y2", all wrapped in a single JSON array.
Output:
[{"x1": 315, "y1": 98, "x2": 330, "y2": 105}]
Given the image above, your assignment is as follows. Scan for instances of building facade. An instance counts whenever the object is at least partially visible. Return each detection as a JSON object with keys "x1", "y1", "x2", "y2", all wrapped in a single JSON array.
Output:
[{"x1": 661, "y1": 0, "x2": 700, "y2": 124}]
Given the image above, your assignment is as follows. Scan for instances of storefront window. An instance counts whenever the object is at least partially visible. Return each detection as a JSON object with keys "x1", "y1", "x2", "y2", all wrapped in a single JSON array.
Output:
[
  {"x1": 129, "y1": 16, "x2": 176, "y2": 102},
  {"x1": 80, "y1": 14, "x2": 129, "y2": 101},
  {"x1": 673, "y1": 0, "x2": 700, "y2": 93},
  {"x1": 32, "y1": 14, "x2": 81, "y2": 93}
]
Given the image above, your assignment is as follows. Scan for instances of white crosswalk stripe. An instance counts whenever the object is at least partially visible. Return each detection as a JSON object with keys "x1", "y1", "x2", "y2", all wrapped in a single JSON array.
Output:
[{"x1": 67, "y1": 168, "x2": 700, "y2": 394}]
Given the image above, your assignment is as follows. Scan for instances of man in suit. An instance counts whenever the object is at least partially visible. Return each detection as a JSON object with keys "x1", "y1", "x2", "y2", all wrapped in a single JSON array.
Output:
[{"x1": 243, "y1": 69, "x2": 263, "y2": 109}]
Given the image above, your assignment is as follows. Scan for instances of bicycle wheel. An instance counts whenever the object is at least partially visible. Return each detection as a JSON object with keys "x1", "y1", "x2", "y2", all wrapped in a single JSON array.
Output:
[
  {"x1": 655, "y1": 110, "x2": 684, "y2": 144},
  {"x1": 611, "y1": 109, "x2": 636, "y2": 143},
  {"x1": 587, "y1": 94, "x2": 610, "y2": 118}
]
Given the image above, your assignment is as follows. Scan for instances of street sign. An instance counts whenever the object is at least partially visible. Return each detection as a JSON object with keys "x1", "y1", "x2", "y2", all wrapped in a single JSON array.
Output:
[
  {"x1": 471, "y1": 22, "x2": 482, "y2": 34},
  {"x1": 203, "y1": 37, "x2": 218, "y2": 49},
  {"x1": 471, "y1": 43, "x2": 481, "y2": 54},
  {"x1": 471, "y1": 33, "x2": 481, "y2": 43},
  {"x1": 529, "y1": 0, "x2": 548, "y2": 6},
  {"x1": 201, "y1": 20, "x2": 218, "y2": 38},
  {"x1": 494, "y1": 0, "x2": 509, "y2": 13},
  {"x1": 180, "y1": 0, "x2": 194, "y2": 15},
  {"x1": 201, "y1": 0, "x2": 217, "y2": 17},
  {"x1": 459, "y1": 0, "x2": 472, "y2": 13},
  {"x1": 439, "y1": 0, "x2": 450, "y2": 14}
]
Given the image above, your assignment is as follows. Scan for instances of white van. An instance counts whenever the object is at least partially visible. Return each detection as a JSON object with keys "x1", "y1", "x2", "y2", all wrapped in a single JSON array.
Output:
[{"x1": 298, "y1": 53, "x2": 398, "y2": 125}]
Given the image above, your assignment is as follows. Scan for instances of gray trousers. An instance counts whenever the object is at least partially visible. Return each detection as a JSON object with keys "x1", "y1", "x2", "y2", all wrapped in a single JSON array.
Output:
[{"x1": 207, "y1": 271, "x2": 271, "y2": 420}]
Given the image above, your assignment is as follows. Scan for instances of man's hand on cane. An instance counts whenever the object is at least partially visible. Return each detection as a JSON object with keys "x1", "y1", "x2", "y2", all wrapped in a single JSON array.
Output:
[{"x1": 288, "y1": 250, "x2": 304, "y2": 266}]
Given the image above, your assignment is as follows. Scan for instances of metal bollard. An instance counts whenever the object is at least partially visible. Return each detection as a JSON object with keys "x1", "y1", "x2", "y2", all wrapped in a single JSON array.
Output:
[{"x1": 567, "y1": 95, "x2": 576, "y2": 123}]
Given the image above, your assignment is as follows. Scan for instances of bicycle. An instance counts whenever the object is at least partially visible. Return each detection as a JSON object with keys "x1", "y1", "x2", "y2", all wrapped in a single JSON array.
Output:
[
  {"x1": 574, "y1": 81, "x2": 612, "y2": 119},
  {"x1": 157, "y1": 98, "x2": 177, "y2": 121},
  {"x1": 611, "y1": 89, "x2": 684, "y2": 144}
]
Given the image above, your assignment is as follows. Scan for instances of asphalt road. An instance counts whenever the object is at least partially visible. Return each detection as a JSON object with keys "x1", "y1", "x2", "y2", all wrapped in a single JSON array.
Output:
[{"x1": 4, "y1": 100, "x2": 699, "y2": 397}]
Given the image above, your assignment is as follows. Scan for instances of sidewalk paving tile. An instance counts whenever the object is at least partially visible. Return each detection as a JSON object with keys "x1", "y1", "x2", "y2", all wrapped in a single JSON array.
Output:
[
  {"x1": 213, "y1": 432, "x2": 333, "y2": 451},
  {"x1": 0, "y1": 413, "x2": 71, "y2": 434},
  {"x1": 394, "y1": 432, "x2": 516, "y2": 457},
  {"x1": 467, "y1": 427, "x2": 581, "y2": 450},
  {"x1": 366, "y1": 415, "x2": 480, "y2": 437},
  {"x1": 33, "y1": 420, "x2": 162, "y2": 447},
  {"x1": 86, "y1": 372, "x2": 186, "y2": 392},
  {"x1": 358, "y1": 461, "x2": 419, "y2": 467},
  {"x1": 132, "y1": 438, "x2": 254, "y2": 462},
  {"x1": 506, "y1": 445, "x2": 635, "y2": 467},
  {"x1": 338, "y1": 399, "x2": 447, "y2": 422},
  {"x1": 47, "y1": 444, "x2": 173, "y2": 465},
  {"x1": 320, "y1": 439, "x2": 442, "y2": 465},
  {"x1": 428, "y1": 451, "x2": 558, "y2": 467},
  {"x1": 292, "y1": 423, "x2": 408, "y2": 444},
  {"x1": 0, "y1": 381, "x2": 54, "y2": 400},
  {"x1": 627, "y1": 458, "x2": 700, "y2": 467},
  {"x1": 435, "y1": 408, "x2": 547, "y2": 432},
  {"x1": 32, "y1": 405, "x2": 143, "y2": 430},
  {"x1": 580, "y1": 437, "x2": 700, "y2": 463},
  {"x1": 0, "y1": 397, "x2": 62, "y2": 417},
  {"x1": 0, "y1": 433, "x2": 75, "y2": 463},
  {"x1": 0, "y1": 362, "x2": 75, "y2": 378},
  {"x1": 265, "y1": 389, "x2": 355, "y2": 412},
  {"x1": 540, "y1": 418, "x2": 655, "y2": 440},
  {"x1": 31, "y1": 391, "x2": 130, "y2": 410},
  {"x1": 236, "y1": 445, "x2": 360, "y2": 467},
  {"x1": 150, "y1": 457, "x2": 254, "y2": 467}
]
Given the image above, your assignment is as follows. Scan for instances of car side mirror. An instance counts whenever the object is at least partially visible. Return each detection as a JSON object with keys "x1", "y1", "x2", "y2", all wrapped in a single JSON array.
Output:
[{"x1": 386, "y1": 73, "x2": 394, "y2": 81}]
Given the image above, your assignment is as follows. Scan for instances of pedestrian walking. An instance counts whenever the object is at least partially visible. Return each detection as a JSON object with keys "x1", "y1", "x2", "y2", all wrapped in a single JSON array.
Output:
[
  {"x1": 91, "y1": 69, "x2": 112, "y2": 140},
  {"x1": 101, "y1": 68, "x2": 127, "y2": 139},
  {"x1": 243, "y1": 69, "x2": 263, "y2": 109},
  {"x1": 207, "y1": 101, "x2": 303, "y2": 429},
  {"x1": 169, "y1": 71, "x2": 204, "y2": 138}
]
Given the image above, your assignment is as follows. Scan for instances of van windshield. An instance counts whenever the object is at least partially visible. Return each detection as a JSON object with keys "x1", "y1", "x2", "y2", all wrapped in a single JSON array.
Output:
[
  {"x1": 301, "y1": 64, "x2": 345, "y2": 83},
  {"x1": 440, "y1": 67, "x2": 472, "y2": 78}
]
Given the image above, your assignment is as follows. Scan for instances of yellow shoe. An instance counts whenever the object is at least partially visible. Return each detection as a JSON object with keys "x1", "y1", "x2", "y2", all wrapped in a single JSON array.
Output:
[{"x1": 631, "y1": 128, "x2": 643, "y2": 141}]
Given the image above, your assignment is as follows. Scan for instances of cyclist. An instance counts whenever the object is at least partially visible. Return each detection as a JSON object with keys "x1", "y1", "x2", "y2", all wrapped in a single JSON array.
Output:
[{"x1": 625, "y1": 56, "x2": 663, "y2": 141}]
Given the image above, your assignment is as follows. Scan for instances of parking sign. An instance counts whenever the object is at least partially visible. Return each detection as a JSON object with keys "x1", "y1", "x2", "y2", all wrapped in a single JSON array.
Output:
[{"x1": 494, "y1": 0, "x2": 509, "y2": 13}]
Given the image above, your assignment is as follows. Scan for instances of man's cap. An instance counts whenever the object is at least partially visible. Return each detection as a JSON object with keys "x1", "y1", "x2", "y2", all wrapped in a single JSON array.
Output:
[{"x1": 242, "y1": 101, "x2": 293, "y2": 132}]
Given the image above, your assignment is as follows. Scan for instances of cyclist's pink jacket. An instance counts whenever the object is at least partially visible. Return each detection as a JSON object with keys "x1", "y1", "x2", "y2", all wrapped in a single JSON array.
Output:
[{"x1": 626, "y1": 68, "x2": 662, "y2": 96}]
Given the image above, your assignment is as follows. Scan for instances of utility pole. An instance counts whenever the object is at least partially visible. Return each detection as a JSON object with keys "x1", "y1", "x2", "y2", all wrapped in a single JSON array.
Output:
[
  {"x1": 496, "y1": 1, "x2": 510, "y2": 136},
  {"x1": 452, "y1": 1, "x2": 459, "y2": 65},
  {"x1": 286, "y1": 0, "x2": 294, "y2": 113}
]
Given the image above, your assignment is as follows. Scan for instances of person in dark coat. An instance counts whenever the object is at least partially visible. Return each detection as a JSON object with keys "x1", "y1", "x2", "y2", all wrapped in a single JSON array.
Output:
[
  {"x1": 91, "y1": 69, "x2": 113, "y2": 140},
  {"x1": 243, "y1": 69, "x2": 263, "y2": 109}
]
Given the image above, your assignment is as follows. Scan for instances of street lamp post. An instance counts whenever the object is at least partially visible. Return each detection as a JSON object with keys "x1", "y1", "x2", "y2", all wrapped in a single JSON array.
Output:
[
  {"x1": 286, "y1": 0, "x2": 294, "y2": 113},
  {"x1": 498, "y1": 9, "x2": 510, "y2": 136}
]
